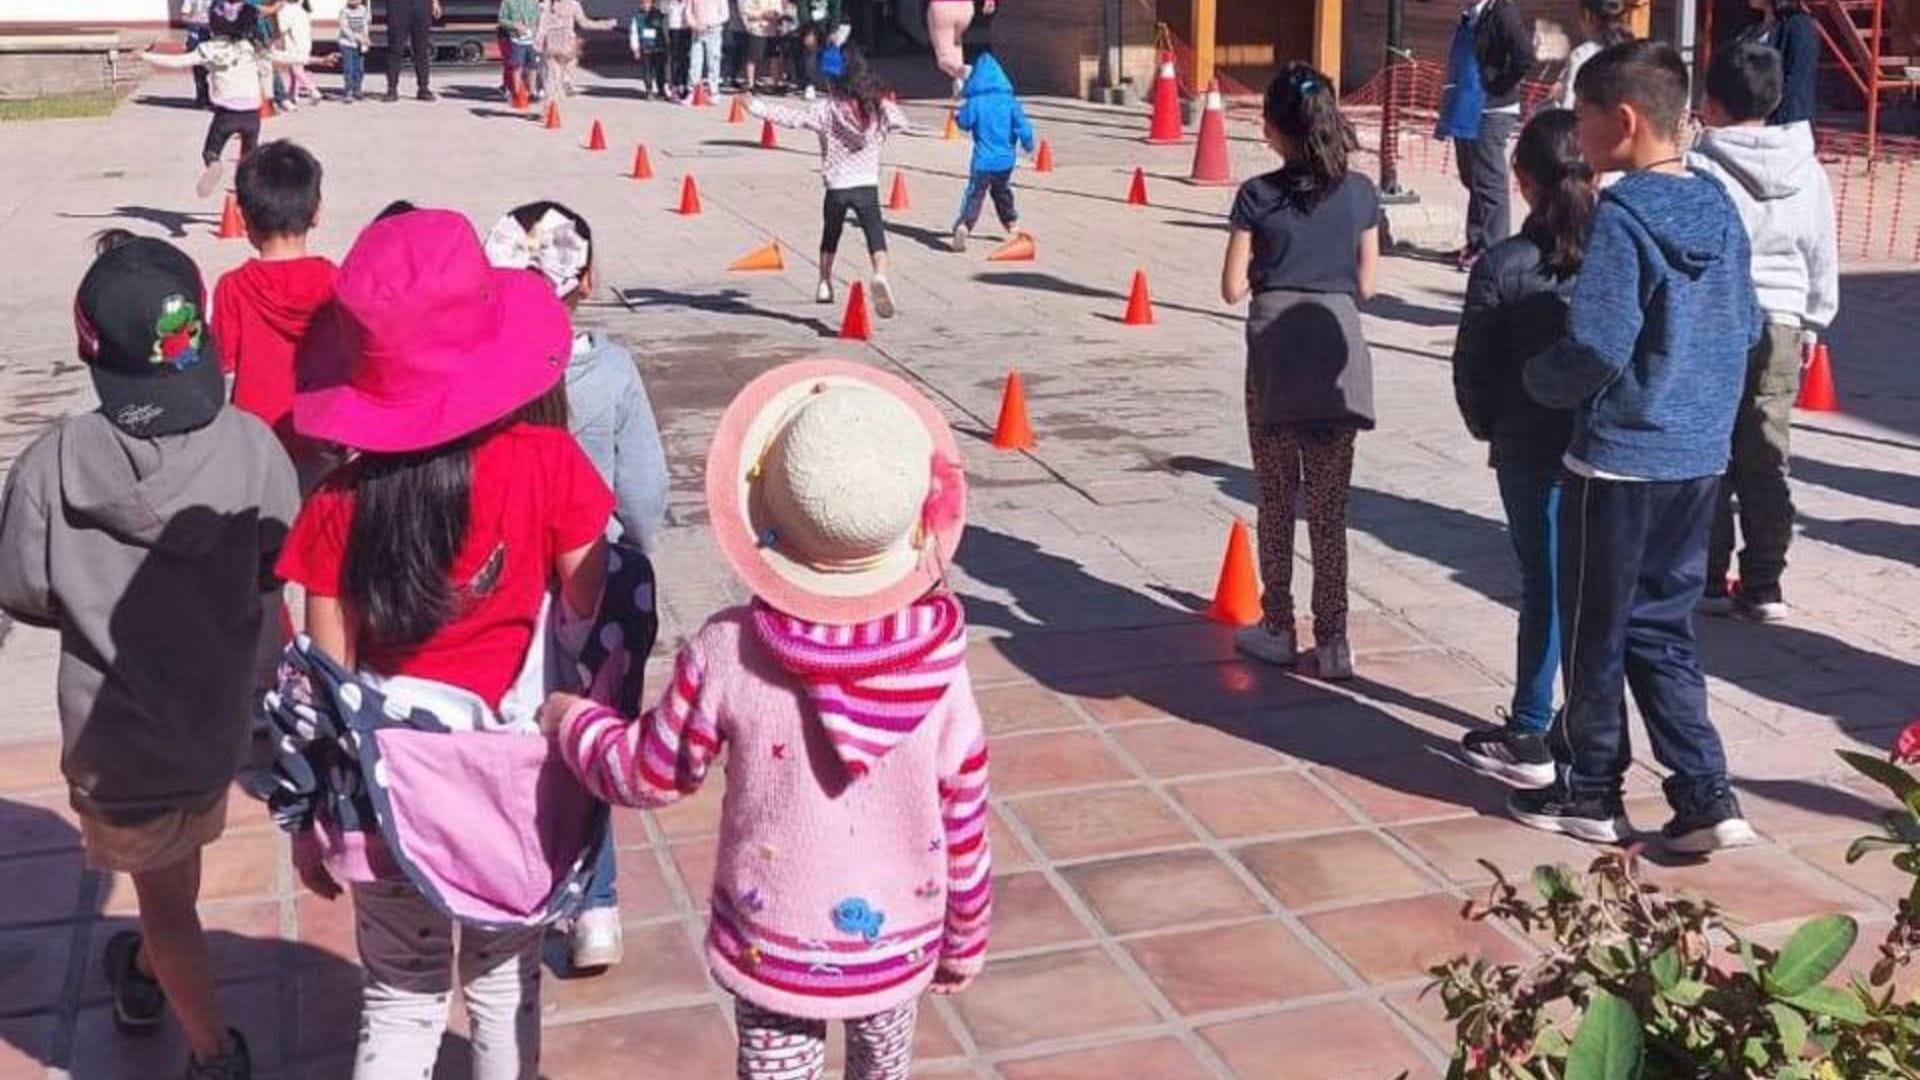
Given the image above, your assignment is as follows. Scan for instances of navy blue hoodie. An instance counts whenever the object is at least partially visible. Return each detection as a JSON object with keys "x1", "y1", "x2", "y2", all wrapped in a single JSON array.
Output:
[
  {"x1": 1524, "y1": 169, "x2": 1763, "y2": 481},
  {"x1": 956, "y1": 54, "x2": 1035, "y2": 174}
]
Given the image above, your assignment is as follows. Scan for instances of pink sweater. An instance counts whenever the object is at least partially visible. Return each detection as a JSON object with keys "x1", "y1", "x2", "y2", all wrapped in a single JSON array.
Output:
[
  {"x1": 560, "y1": 597, "x2": 992, "y2": 1020},
  {"x1": 754, "y1": 96, "x2": 911, "y2": 191}
]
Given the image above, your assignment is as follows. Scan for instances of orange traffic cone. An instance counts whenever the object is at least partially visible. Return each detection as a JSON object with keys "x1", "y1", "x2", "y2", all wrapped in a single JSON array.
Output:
[
  {"x1": 586, "y1": 119, "x2": 608, "y2": 151},
  {"x1": 987, "y1": 231, "x2": 1036, "y2": 262},
  {"x1": 216, "y1": 192, "x2": 245, "y2": 240},
  {"x1": 1797, "y1": 342, "x2": 1839, "y2": 412},
  {"x1": 630, "y1": 144, "x2": 654, "y2": 180},
  {"x1": 1123, "y1": 269, "x2": 1155, "y2": 326},
  {"x1": 1146, "y1": 52, "x2": 1185, "y2": 144},
  {"x1": 677, "y1": 175, "x2": 702, "y2": 215},
  {"x1": 1034, "y1": 138, "x2": 1054, "y2": 173},
  {"x1": 1206, "y1": 521, "x2": 1262, "y2": 626},
  {"x1": 886, "y1": 170, "x2": 911, "y2": 210},
  {"x1": 759, "y1": 118, "x2": 778, "y2": 149},
  {"x1": 839, "y1": 281, "x2": 872, "y2": 341},
  {"x1": 259, "y1": 99, "x2": 273, "y2": 120},
  {"x1": 1126, "y1": 166, "x2": 1149, "y2": 206},
  {"x1": 942, "y1": 109, "x2": 958, "y2": 140},
  {"x1": 692, "y1": 82, "x2": 712, "y2": 107},
  {"x1": 991, "y1": 370, "x2": 1037, "y2": 451},
  {"x1": 728, "y1": 95, "x2": 748, "y2": 123},
  {"x1": 1189, "y1": 80, "x2": 1232, "y2": 186},
  {"x1": 728, "y1": 241, "x2": 785, "y2": 272},
  {"x1": 544, "y1": 100, "x2": 562, "y2": 129},
  {"x1": 512, "y1": 81, "x2": 530, "y2": 111}
]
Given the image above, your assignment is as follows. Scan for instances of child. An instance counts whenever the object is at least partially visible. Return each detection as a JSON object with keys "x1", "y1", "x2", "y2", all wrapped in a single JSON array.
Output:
[
  {"x1": 337, "y1": 0, "x2": 372, "y2": 102},
  {"x1": 1691, "y1": 41, "x2": 1839, "y2": 622},
  {"x1": 1519, "y1": 40, "x2": 1762, "y2": 853},
  {"x1": 1450, "y1": 108, "x2": 1591, "y2": 787},
  {"x1": 143, "y1": 1, "x2": 267, "y2": 198},
  {"x1": 950, "y1": 53, "x2": 1035, "y2": 254},
  {"x1": 665, "y1": 0, "x2": 692, "y2": 97},
  {"x1": 1220, "y1": 63, "x2": 1379, "y2": 682},
  {"x1": 1742, "y1": 0, "x2": 1820, "y2": 126},
  {"x1": 182, "y1": 0, "x2": 214, "y2": 108},
  {"x1": 1558, "y1": 0, "x2": 1637, "y2": 109},
  {"x1": 269, "y1": 0, "x2": 318, "y2": 108},
  {"x1": 542, "y1": 358, "x2": 991, "y2": 1080},
  {"x1": 539, "y1": 0, "x2": 617, "y2": 99},
  {"x1": 631, "y1": 0, "x2": 670, "y2": 97},
  {"x1": 686, "y1": 0, "x2": 729, "y2": 103},
  {"x1": 1437, "y1": 0, "x2": 1535, "y2": 271},
  {"x1": 277, "y1": 209, "x2": 615, "y2": 1077},
  {"x1": 212, "y1": 139, "x2": 339, "y2": 492},
  {"x1": 499, "y1": 0, "x2": 541, "y2": 103},
  {"x1": 750, "y1": 45, "x2": 909, "y2": 316},
  {"x1": 0, "y1": 231, "x2": 298, "y2": 1080}
]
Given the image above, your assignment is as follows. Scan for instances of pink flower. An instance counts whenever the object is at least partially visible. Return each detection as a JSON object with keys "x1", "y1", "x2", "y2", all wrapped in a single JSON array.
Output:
[{"x1": 1894, "y1": 721, "x2": 1920, "y2": 765}]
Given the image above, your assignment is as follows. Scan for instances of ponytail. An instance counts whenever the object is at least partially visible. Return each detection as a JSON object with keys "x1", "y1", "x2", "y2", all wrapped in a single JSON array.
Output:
[
  {"x1": 1262, "y1": 62, "x2": 1356, "y2": 210},
  {"x1": 342, "y1": 443, "x2": 474, "y2": 649},
  {"x1": 1513, "y1": 109, "x2": 1595, "y2": 281}
]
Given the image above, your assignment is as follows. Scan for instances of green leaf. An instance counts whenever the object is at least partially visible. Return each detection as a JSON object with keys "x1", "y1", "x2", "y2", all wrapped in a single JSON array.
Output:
[
  {"x1": 1534, "y1": 864, "x2": 1578, "y2": 902},
  {"x1": 1780, "y1": 984, "x2": 1869, "y2": 1025},
  {"x1": 1767, "y1": 915, "x2": 1859, "y2": 997},
  {"x1": 1838, "y1": 750, "x2": 1920, "y2": 803},
  {"x1": 1566, "y1": 991, "x2": 1643, "y2": 1080},
  {"x1": 1739, "y1": 936, "x2": 1762, "y2": 979},
  {"x1": 1847, "y1": 835, "x2": 1909, "y2": 863},
  {"x1": 1650, "y1": 947, "x2": 1681, "y2": 991},
  {"x1": 1663, "y1": 979, "x2": 1708, "y2": 1006},
  {"x1": 1768, "y1": 1002, "x2": 1810, "y2": 1056}
]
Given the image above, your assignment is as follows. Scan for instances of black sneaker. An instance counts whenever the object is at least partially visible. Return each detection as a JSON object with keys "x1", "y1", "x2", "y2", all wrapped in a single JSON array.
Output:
[
  {"x1": 1662, "y1": 790, "x2": 1759, "y2": 854},
  {"x1": 1507, "y1": 786, "x2": 1632, "y2": 844},
  {"x1": 103, "y1": 930, "x2": 167, "y2": 1032},
  {"x1": 186, "y1": 1028, "x2": 251, "y2": 1080},
  {"x1": 382, "y1": 88, "x2": 401, "y2": 103},
  {"x1": 1460, "y1": 727, "x2": 1557, "y2": 789},
  {"x1": 416, "y1": 88, "x2": 438, "y2": 102}
]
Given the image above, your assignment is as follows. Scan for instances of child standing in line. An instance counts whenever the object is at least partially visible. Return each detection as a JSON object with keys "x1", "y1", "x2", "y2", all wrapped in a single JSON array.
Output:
[
  {"x1": 499, "y1": 0, "x2": 541, "y2": 103},
  {"x1": 1450, "y1": 108, "x2": 1591, "y2": 788},
  {"x1": 949, "y1": 54, "x2": 1035, "y2": 254},
  {"x1": 1220, "y1": 63, "x2": 1380, "y2": 682},
  {"x1": 1690, "y1": 41, "x2": 1839, "y2": 622},
  {"x1": 1519, "y1": 40, "x2": 1761, "y2": 853},
  {"x1": 337, "y1": 0, "x2": 372, "y2": 101},
  {"x1": 665, "y1": 0, "x2": 692, "y2": 97},
  {"x1": 539, "y1": 0, "x2": 617, "y2": 99},
  {"x1": 269, "y1": 0, "x2": 319, "y2": 108},
  {"x1": 1557, "y1": 0, "x2": 1637, "y2": 109},
  {"x1": 143, "y1": 1, "x2": 267, "y2": 198},
  {"x1": 0, "y1": 232, "x2": 299, "y2": 1080},
  {"x1": 543, "y1": 358, "x2": 991, "y2": 1080},
  {"x1": 750, "y1": 45, "x2": 909, "y2": 316},
  {"x1": 630, "y1": 0, "x2": 670, "y2": 98},
  {"x1": 182, "y1": 0, "x2": 215, "y2": 107}
]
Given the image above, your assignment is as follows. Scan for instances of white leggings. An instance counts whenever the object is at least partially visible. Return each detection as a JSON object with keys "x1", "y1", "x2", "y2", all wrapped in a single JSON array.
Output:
[
  {"x1": 350, "y1": 882, "x2": 544, "y2": 1080},
  {"x1": 735, "y1": 997, "x2": 918, "y2": 1080},
  {"x1": 926, "y1": 0, "x2": 972, "y2": 79}
]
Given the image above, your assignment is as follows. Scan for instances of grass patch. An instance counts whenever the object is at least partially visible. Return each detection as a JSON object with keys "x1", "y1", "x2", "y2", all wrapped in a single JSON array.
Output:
[{"x1": 0, "y1": 89, "x2": 124, "y2": 122}]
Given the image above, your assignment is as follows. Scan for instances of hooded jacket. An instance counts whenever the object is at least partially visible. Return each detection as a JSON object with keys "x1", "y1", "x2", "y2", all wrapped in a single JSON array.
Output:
[
  {"x1": 956, "y1": 54, "x2": 1035, "y2": 174},
  {"x1": 1451, "y1": 225, "x2": 1576, "y2": 475},
  {"x1": 213, "y1": 256, "x2": 338, "y2": 462},
  {"x1": 0, "y1": 408, "x2": 298, "y2": 825},
  {"x1": 687, "y1": 0, "x2": 729, "y2": 32},
  {"x1": 1688, "y1": 122, "x2": 1839, "y2": 329},
  {"x1": 1525, "y1": 169, "x2": 1763, "y2": 481},
  {"x1": 143, "y1": 38, "x2": 265, "y2": 111},
  {"x1": 565, "y1": 333, "x2": 668, "y2": 552}
]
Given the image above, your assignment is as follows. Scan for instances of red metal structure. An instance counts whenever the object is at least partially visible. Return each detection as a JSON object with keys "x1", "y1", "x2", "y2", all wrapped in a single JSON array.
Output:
[{"x1": 1803, "y1": 0, "x2": 1918, "y2": 159}]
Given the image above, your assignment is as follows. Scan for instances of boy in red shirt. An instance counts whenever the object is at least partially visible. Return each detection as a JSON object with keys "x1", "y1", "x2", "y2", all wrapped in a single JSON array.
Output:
[{"x1": 214, "y1": 139, "x2": 337, "y2": 489}]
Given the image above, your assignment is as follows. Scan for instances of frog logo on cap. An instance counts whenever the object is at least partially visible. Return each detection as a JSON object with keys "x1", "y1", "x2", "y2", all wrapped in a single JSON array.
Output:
[{"x1": 150, "y1": 295, "x2": 206, "y2": 372}]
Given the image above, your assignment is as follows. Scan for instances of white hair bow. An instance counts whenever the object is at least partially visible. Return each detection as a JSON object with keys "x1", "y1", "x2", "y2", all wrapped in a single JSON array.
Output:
[{"x1": 483, "y1": 209, "x2": 591, "y2": 298}]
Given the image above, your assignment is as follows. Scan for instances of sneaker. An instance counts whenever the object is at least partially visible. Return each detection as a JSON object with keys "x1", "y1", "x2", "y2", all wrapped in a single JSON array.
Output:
[
  {"x1": 1735, "y1": 590, "x2": 1790, "y2": 623},
  {"x1": 1507, "y1": 786, "x2": 1632, "y2": 844},
  {"x1": 195, "y1": 160, "x2": 224, "y2": 199},
  {"x1": 569, "y1": 907, "x2": 625, "y2": 970},
  {"x1": 1233, "y1": 625, "x2": 1298, "y2": 668},
  {"x1": 382, "y1": 89, "x2": 401, "y2": 103},
  {"x1": 416, "y1": 88, "x2": 438, "y2": 102},
  {"x1": 804, "y1": 84, "x2": 818, "y2": 101},
  {"x1": 1698, "y1": 590, "x2": 1737, "y2": 617},
  {"x1": 871, "y1": 276, "x2": 896, "y2": 319},
  {"x1": 950, "y1": 225, "x2": 969, "y2": 253},
  {"x1": 186, "y1": 1028, "x2": 251, "y2": 1080},
  {"x1": 103, "y1": 930, "x2": 167, "y2": 1032},
  {"x1": 1313, "y1": 638, "x2": 1354, "y2": 681},
  {"x1": 814, "y1": 278, "x2": 834, "y2": 305},
  {"x1": 1663, "y1": 790, "x2": 1759, "y2": 854},
  {"x1": 1460, "y1": 727, "x2": 1557, "y2": 789}
]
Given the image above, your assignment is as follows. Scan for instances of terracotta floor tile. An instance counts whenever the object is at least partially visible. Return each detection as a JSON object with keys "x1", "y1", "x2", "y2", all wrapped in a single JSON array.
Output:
[
  {"x1": 1736, "y1": 777, "x2": 1894, "y2": 843},
  {"x1": 1303, "y1": 894, "x2": 1531, "y2": 985},
  {"x1": 1383, "y1": 983, "x2": 1462, "y2": 1056},
  {"x1": 295, "y1": 891, "x2": 358, "y2": 965},
  {"x1": 1642, "y1": 846, "x2": 1873, "y2": 926},
  {"x1": 0, "y1": 741, "x2": 59, "y2": 796},
  {"x1": 81, "y1": 901, "x2": 285, "y2": 1003},
  {"x1": 607, "y1": 847, "x2": 679, "y2": 921},
  {"x1": 0, "y1": 1017, "x2": 54, "y2": 1080},
  {"x1": 1235, "y1": 831, "x2": 1435, "y2": 910},
  {"x1": 544, "y1": 921, "x2": 709, "y2": 1016},
  {"x1": 1236, "y1": 700, "x2": 1439, "y2": 766},
  {"x1": 0, "y1": 789, "x2": 79, "y2": 859},
  {"x1": 987, "y1": 808, "x2": 1035, "y2": 875},
  {"x1": 976, "y1": 683, "x2": 1083, "y2": 736},
  {"x1": 1391, "y1": 815, "x2": 1608, "y2": 887},
  {"x1": 967, "y1": 640, "x2": 1033, "y2": 688},
  {"x1": 823, "y1": 998, "x2": 969, "y2": 1073},
  {"x1": 610, "y1": 804, "x2": 656, "y2": 849},
  {"x1": 950, "y1": 946, "x2": 1159, "y2": 1052},
  {"x1": 1169, "y1": 772, "x2": 1357, "y2": 840},
  {"x1": 1007, "y1": 785, "x2": 1197, "y2": 860},
  {"x1": 68, "y1": 978, "x2": 285, "y2": 1077},
  {"x1": 668, "y1": 837, "x2": 719, "y2": 906},
  {"x1": 1125, "y1": 919, "x2": 1346, "y2": 1014},
  {"x1": 1352, "y1": 648, "x2": 1501, "y2": 696},
  {"x1": 1303, "y1": 611, "x2": 1426, "y2": 655},
  {"x1": 651, "y1": 779, "x2": 726, "y2": 840},
  {"x1": 1061, "y1": 850, "x2": 1265, "y2": 935},
  {"x1": 1202, "y1": 1001, "x2": 1436, "y2": 1079},
  {"x1": 0, "y1": 851, "x2": 86, "y2": 928},
  {"x1": 1111, "y1": 720, "x2": 1290, "y2": 779},
  {"x1": 1057, "y1": 663, "x2": 1325, "y2": 727},
  {"x1": 991, "y1": 731, "x2": 1133, "y2": 795},
  {"x1": 0, "y1": 922, "x2": 74, "y2": 1016},
  {"x1": 988, "y1": 871, "x2": 1094, "y2": 952},
  {"x1": 540, "y1": 1004, "x2": 736, "y2": 1079},
  {"x1": 1792, "y1": 835, "x2": 1910, "y2": 905},
  {"x1": 1312, "y1": 757, "x2": 1508, "y2": 825},
  {"x1": 998, "y1": 1037, "x2": 1216, "y2": 1079},
  {"x1": 103, "y1": 829, "x2": 281, "y2": 915}
]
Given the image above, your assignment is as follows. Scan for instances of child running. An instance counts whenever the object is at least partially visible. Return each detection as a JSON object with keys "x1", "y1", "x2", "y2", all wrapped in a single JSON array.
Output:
[
  {"x1": 278, "y1": 209, "x2": 616, "y2": 1077},
  {"x1": 750, "y1": 45, "x2": 909, "y2": 316},
  {"x1": 1450, "y1": 108, "x2": 1592, "y2": 788},
  {"x1": 543, "y1": 359, "x2": 991, "y2": 1080},
  {"x1": 949, "y1": 53, "x2": 1035, "y2": 254},
  {"x1": 143, "y1": 1, "x2": 267, "y2": 197},
  {"x1": 0, "y1": 232, "x2": 299, "y2": 1080},
  {"x1": 1220, "y1": 63, "x2": 1380, "y2": 681}
]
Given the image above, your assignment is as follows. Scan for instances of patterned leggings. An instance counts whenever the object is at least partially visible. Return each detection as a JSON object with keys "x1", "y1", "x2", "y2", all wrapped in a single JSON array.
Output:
[
  {"x1": 1248, "y1": 424, "x2": 1356, "y2": 642},
  {"x1": 735, "y1": 998, "x2": 918, "y2": 1080}
]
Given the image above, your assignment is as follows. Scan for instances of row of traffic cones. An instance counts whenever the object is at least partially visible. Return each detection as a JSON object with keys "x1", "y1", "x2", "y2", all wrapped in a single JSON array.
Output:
[{"x1": 1141, "y1": 52, "x2": 1237, "y2": 186}]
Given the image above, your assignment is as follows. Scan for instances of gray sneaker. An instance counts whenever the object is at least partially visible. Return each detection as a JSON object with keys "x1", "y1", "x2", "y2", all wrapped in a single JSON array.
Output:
[
  {"x1": 1233, "y1": 625, "x2": 1297, "y2": 668},
  {"x1": 871, "y1": 276, "x2": 896, "y2": 319},
  {"x1": 1313, "y1": 638, "x2": 1354, "y2": 681},
  {"x1": 950, "y1": 225, "x2": 969, "y2": 253}
]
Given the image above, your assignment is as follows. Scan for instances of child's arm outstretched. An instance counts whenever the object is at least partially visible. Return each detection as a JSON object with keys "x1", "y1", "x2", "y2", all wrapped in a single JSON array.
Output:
[
  {"x1": 933, "y1": 699, "x2": 992, "y2": 993},
  {"x1": 748, "y1": 94, "x2": 829, "y2": 132},
  {"x1": 544, "y1": 644, "x2": 721, "y2": 808}
]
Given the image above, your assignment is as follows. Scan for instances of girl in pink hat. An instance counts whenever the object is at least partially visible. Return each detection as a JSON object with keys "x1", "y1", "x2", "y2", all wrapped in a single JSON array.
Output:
[{"x1": 541, "y1": 360, "x2": 992, "y2": 1080}]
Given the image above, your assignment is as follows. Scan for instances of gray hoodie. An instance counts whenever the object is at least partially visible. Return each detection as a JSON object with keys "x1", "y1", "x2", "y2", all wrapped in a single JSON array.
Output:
[
  {"x1": 0, "y1": 409, "x2": 298, "y2": 826},
  {"x1": 567, "y1": 332, "x2": 668, "y2": 552},
  {"x1": 1689, "y1": 122, "x2": 1840, "y2": 330}
]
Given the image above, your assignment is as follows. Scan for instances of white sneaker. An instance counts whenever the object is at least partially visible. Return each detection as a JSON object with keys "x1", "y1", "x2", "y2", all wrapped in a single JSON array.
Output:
[
  {"x1": 1234, "y1": 626, "x2": 1297, "y2": 668},
  {"x1": 871, "y1": 276, "x2": 896, "y2": 319},
  {"x1": 1313, "y1": 638, "x2": 1355, "y2": 681},
  {"x1": 195, "y1": 160, "x2": 224, "y2": 199},
  {"x1": 803, "y1": 84, "x2": 817, "y2": 101},
  {"x1": 1738, "y1": 597, "x2": 1792, "y2": 623},
  {"x1": 950, "y1": 225, "x2": 969, "y2": 253},
  {"x1": 569, "y1": 907, "x2": 624, "y2": 970},
  {"x1": 814, "y1": 278, "x2": 834, "y2": 305}
]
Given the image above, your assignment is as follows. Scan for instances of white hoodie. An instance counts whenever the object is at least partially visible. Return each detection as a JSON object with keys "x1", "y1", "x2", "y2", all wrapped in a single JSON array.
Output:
[{"x1": 1688, "y1": 121, "x2": 1840, "y2": 330}]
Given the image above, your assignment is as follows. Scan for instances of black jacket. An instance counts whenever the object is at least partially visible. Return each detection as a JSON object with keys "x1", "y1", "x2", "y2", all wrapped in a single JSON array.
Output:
[
  {"x1": 1475, "y1": 0, "x2": 1536, "y2": 110},
  {"x1": 1745, "y1": 13, "x2": 1820, "y2": 125},
  {"x1": 1451, "y1": 227, "x2": 1575, "y2": 474}
]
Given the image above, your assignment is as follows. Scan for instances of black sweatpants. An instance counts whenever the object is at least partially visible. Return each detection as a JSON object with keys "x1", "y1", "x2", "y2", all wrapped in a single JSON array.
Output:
[
  {"x1": 202, "y1": 106, "x2": 261, "y2": 166},
  {"x1": 822, "y1": 186, "x2": 886, "y2": 255},
  {"x1": 385, "y1": 0, "x2": 434, "y2": 94}
]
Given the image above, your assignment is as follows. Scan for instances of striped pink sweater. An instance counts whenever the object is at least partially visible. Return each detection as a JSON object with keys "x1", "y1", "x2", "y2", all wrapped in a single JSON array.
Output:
[{"x1": 560, "y1": 595, "x2": 991, "y2": 1020}]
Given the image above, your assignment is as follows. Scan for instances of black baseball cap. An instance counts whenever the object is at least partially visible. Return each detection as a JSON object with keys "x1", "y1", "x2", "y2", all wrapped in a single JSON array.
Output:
[{"x1": 74, "y1": 236, "x2": 225, "y2": 438}]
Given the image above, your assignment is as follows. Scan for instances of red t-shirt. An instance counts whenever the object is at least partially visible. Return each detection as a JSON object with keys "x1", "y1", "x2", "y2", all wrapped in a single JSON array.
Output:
[
  {"x1": 277, "y1": 423, "x2": 615, "y2": 706},
  {"x1": 212, "y1": 256, "x2": 338, "y2": 456}
]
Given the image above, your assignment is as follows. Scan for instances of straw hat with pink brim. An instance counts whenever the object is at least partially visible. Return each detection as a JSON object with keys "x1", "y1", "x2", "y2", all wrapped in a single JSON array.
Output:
[
  {"x1": 293, "y1": 209, "x2": 573, "y2": 454},
  {"x1": 707, "y1": 360, "x2": 968, "y2": 626}
]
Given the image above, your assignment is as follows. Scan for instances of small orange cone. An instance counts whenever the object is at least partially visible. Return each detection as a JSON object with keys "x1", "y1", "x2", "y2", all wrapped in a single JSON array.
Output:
[
  {"x1": 886, "y1": 171, "x2": 911, "y2": 210},
  {"x1": 692, "y1": 82, "x2": 712, "y2": 107},
  {"x1": 728, "y1": 241, "x2": 784, "y2": 272},
  {"x1": 759, "y1": 118, "x2": 778, "y2": 149},
  {"x1": 630, "y1": 144, "x2": 654, "y2": 179},
  {"x1": 1206, "y1": 521, "x2": 1262, "y2": 626},
  {"x1": 544, "y1": 100, "x2": 562, "y2": 129},
  {"x1": 1797, "y1": 342, "x2": 1839, "y2": 412},
  {"x1": 942, "y1": 109, "x2": 958, "y2": 141},
  {"x1": 1126, "y1": 166, "x2": 1149, "y2": 206},
  {"x1": 677, "y1": 175, "x2": 702, "y2": 215},
  {"x1": 1146, "y1": 52, "x2": 1186, "y2": 144},
  {"x1": 1034, "y1": 139, "x2": 1054, "y2": 173},
  {"x1": 728, "y1": 95, "x2": 748, "y2": 123},
  {"x1": 1189, "y1": 80, "x2": 1232, "y2": 186},
  {"x1": 586, "y1": 119, "x2": 608, "y2": 151},
  {"x1": 1123, "y1": 269, "x2": 1155, "y2": 326},
  {"x1": 990, "y1": 370, "x2": 1037, "y2": 451},
  {"x1": 216, "y1": 192, "x2": 245, "y2": 240},
  {"x1": 987, "y1": 231, "x2": 1036, "y2": 262},
  {"x1": 512, "y1": 81, "x2": 530, "y2": 111},
  {"x1": 839, "y1": 281, "x2": 872, "y2": 341},
  {"x1": 259, "y1": 100, "x2": 273, "y2": 120}
]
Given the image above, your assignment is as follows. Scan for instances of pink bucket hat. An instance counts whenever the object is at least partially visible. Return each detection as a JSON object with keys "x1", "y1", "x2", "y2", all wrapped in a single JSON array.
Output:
[
  {"x1": 707, "y1": 360, "x2": 967, "y2": 626},
  {"x1": 293, "y1": 209, "x2": 572, "y2": 453}
]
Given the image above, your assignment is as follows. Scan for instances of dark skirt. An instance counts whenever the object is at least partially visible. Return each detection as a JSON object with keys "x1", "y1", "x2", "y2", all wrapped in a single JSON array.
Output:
[{"x1": 1245, "y1": 288, "x2": 1376, "y2": 433}]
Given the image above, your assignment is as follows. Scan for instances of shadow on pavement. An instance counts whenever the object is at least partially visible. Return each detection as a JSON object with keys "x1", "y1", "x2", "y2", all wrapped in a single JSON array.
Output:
[
  {"x1": 974, "y1": 270, "x2": 1235, "y2": 323},
  {"x1": 617, "y1": 286, "x2": 835, "y2": 338},
  {"x1": 57, "y1": 206, "x2": 216, "y2": 240}
]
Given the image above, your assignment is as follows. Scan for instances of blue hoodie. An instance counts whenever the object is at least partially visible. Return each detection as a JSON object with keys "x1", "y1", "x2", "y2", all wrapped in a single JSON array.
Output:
[
  {"x1": 956, "y1": 54, "x2": 1035, "y2": 174},
  {"x1": 1524, "y1": 169, "x2": 1763, "y2": 481}
]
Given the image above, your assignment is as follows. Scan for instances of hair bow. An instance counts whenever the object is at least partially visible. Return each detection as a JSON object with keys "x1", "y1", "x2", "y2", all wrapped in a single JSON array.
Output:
[{"x1": 483, "y1": 209, "x2": 591, "y2": 298}]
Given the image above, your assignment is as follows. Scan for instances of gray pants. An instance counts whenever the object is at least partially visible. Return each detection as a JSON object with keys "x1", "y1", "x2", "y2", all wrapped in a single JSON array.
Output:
[
  {"x1": 1455, "y1": 110, "x2": 1517, "y2": 250},
  {"x1": 688, "y1": 28, "x2": 724, "y2": 95},
  {"x1": 1708, "y1": 323, "x2": 1803, "y2": 601},
  {"x1": 351, "y1": 883, "x2": 544, "y2": 1080}
]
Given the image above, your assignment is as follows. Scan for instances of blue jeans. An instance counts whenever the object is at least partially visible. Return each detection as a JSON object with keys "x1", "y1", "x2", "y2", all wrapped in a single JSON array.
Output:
[
  {"x1": 955, "y1": 170, "x2": 1018, "y2": 231},
  {"x1": 341, "y1": 44, "x2": 365, "y2": 98},
  {"x1": 584, "y1": 825, "x2": 618, "y2": 910},
  {"x1": 1496, "y1": 470, "x2": 1562, "y2": 733}
]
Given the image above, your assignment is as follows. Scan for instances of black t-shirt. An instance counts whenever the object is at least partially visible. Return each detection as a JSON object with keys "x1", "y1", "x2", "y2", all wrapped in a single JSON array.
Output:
[{"x1": 1229, "y1": 170, "x2": 1381, "y2": 296}]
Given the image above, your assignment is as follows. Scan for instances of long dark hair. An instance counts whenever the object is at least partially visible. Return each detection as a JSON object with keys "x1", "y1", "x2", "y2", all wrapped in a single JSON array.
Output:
[
  {"x1": 342, "y1": 442, "x2": 474, "y2": 649},
  {"x1": 832, "y1": 44, "x2": 888, "y2": 130},
  {"x1": 1263, "y1": 62, "x2": 1356, "y2": 209},
  {"x1": 1513, "y1": 109, "x2": 1596, "y2": 280},
  {"x1": 1581, "y1": 0, "x2": 1638, "y2": 47}
]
